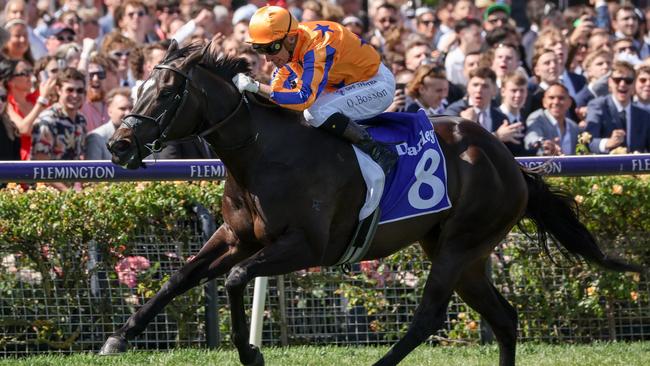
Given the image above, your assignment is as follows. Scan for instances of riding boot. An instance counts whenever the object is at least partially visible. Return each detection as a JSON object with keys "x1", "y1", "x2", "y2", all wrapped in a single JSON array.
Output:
[{"x1": 319, "y1": 112, "x2": 398, "y2": 176}]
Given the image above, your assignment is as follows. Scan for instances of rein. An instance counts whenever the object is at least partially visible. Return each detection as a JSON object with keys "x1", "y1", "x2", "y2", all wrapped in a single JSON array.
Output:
[{"x1": 125, "y1": 61, "x2": 258, "y2": 158}]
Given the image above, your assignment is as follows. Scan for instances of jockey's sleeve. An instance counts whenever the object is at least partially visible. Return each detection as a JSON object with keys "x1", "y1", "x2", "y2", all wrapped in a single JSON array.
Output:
[{"x1": 269, "y1": 46, "x2": 335, "y2": 111}]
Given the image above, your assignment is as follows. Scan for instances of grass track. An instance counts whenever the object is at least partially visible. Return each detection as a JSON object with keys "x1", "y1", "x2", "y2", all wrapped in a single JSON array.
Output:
[{"x1": 2, "y1": 342, "x2": 650, "y2": 366}]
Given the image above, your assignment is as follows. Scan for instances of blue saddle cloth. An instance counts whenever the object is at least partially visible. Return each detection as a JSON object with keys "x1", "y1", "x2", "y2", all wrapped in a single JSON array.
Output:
[{"x1": 360, "y1": 110, "x2": 452, "y2": 224}]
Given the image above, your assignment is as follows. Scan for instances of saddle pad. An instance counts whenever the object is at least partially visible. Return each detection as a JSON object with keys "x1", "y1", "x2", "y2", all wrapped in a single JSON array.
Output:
[{"x1": 359, "y1": 110, "x2": 452, "y2": 224}]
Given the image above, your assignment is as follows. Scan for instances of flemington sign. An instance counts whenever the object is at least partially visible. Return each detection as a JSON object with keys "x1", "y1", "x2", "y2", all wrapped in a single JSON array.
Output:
[{"x1": 1, "y1": 154, "x2": 650, "y2": 182}]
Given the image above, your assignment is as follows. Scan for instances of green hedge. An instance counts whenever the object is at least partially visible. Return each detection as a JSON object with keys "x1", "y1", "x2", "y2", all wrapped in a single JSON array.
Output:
[{"x1": 0, "y1": 176, "x2": 648, "y2": 349}]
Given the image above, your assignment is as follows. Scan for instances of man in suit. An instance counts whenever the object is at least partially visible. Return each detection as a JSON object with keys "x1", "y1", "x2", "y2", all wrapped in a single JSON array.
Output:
[
  {"x1": 86, "y1": 88, "x2": 133, "y2": 160},
  {"x1": 446, "y1": 67, "x2": 527, "y2": 156},
  {"x1": 586, "y1": 61, "x2": 650, "y2": 154},
  {"x1": 525, "y1": 83, "x2": 580, "y2": 156}
]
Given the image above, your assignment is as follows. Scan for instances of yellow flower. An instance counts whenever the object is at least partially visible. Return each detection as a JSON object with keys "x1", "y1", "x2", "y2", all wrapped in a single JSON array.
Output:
[
  {"x1": 630, "y1": 291, "x2": 639, "y2": 302},
  {"x1": 468, "y1": 321, "x2": 478, "y2": 330},
  {"x1": 586, "y1": 286, "x2": 597, "y2": 296},
  {"x1": 578, "y1": 132, "x2": 592, "y2": 145},
  {"x1": 574, "y1": 195, "x2": 584, "y2": 204},
  {"x1": 591, "y1": 184, "x2": 599, "y2": 192},
  {"x1": 611, "y1": 184, "x2": 623, "y2": 195},
  {"x1": 457, "y1": 312, "x2": 466, "y2": 320}
]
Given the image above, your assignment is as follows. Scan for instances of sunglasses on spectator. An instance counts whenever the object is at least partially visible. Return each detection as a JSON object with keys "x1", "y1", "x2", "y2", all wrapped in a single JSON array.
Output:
[
  {"x1": 56, "y1": 34, "x2": 75, "y2": 42},
  {"x1": 127, "y1": 11, "x2": 145, "y2": 18},
  {"x1": 110, "y1": 50, "x2": 130, "y2": 58},
  {"x1": 252, "y1": 38, "x2": 285, "y2": 55},
  {"x1": 379, "y1": 17, "x2": 397, "y2": 24},
  {"x1": 89, "y1": 70, "x2": 106, "y2": 80},
  {"x1": 12, "y1": 70, "x2": 33, "y2": 77},
  {"x1": 611, "y1": 76, "x2": 635, "y2": 85},
  {"x1": 0, "y1": 94, "x2": 7, "y2": 102},
  {"x1": 419, "y1": 20, "x2": 435, "y2": 26},
  {"x1": 487, "y1": 16, "x2": 508, "y2": 25},
  {"x1": 63, "y1": 87, "x2": 86, "y2": 94}
]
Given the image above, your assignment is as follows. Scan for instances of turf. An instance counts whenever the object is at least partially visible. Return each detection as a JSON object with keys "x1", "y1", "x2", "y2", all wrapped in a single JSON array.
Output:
[{"x1": 1, "y1": 342, "x2": 650, "y2": 366}]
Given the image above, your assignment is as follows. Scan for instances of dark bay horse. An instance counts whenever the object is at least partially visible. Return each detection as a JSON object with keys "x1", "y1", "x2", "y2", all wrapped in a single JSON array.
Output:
[{"x1": 102, "y1": 41, "x2": 642, "y2": 366}]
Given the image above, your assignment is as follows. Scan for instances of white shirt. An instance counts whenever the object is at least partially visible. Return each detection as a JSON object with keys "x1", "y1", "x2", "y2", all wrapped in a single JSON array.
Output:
[
  {"x1": 499, "y1": 104, "x2": 521, "y2": 123},
  {"x1": 444, "y1": 47, "x2": 466, "y2": 86}
]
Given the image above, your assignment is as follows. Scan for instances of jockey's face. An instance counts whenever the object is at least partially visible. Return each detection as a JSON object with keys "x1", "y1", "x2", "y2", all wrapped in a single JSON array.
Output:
[{"x1": 263, "y1": 38, "x2": 293, "y2": 68}]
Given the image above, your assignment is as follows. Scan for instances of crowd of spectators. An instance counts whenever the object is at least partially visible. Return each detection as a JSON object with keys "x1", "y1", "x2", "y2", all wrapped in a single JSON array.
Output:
[{"x1": 1, "y1": 0, "x2": 650, "y2": 181}]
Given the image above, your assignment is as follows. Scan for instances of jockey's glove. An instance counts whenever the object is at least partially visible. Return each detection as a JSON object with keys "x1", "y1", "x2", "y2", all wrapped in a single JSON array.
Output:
[{"x1": 232, "y1": 73, "x2": 260, "y2": 93}]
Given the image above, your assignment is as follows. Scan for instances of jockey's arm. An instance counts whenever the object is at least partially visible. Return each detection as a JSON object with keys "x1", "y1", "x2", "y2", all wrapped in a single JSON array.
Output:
[{"x1": 256, "y1": 82, "x2": 273, "y2": 100}]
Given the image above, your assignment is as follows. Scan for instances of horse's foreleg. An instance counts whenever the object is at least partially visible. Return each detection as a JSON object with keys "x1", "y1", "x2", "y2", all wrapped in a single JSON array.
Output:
[
  {"x1": 100, "y1": 224, "x2": 255, "y2": 354},
  {"x1": 455, "y1": 259, "x2": 517, "y2": 366},
  {"x1": 225, "y1": 230, "x2": 319, "y2": 366}
]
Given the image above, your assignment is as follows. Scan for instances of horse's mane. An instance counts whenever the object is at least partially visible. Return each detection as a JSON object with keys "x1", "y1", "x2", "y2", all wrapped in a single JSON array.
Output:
[{"x1": 163, "y1": 41, "x2": 251, "y2": 82}]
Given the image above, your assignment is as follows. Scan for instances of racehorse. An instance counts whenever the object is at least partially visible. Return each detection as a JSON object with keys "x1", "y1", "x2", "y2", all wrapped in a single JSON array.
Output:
[{"x1": 102, "y1": 40, "x2": 643, "y2": 366}]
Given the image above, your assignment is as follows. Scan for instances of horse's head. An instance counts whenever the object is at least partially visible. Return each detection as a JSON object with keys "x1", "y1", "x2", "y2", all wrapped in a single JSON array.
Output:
[{"x1": 107, "y1": 40, "x2": 209, "y2": 168}]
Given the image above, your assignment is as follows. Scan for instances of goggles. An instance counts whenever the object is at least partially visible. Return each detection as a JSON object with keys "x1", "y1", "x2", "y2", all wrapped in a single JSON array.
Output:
[{"x1": 251, "y1": 12, "x2": 292, "y2": 56}]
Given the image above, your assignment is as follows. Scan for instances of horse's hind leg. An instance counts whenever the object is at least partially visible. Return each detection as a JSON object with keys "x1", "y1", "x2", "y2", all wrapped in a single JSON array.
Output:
[
  {"x1": 373, "y1": 245, "x2": 468, "y2": 366},
  {"x1": 100, "y1": 224, "x2": 256, "y2": 354},
  {"x1": 455, "y1": 258, "x2": 517, "y2": 366}
]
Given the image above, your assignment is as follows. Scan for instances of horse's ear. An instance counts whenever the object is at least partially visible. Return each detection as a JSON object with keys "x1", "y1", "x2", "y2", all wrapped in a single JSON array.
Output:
[{"x1": 168, "y1": 39, "x2": 179, "y2": 54}]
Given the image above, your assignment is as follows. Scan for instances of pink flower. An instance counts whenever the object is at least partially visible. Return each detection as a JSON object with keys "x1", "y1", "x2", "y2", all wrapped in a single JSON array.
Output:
[{"x1": 114, "y1": 256, "x2": 151, "y2": 288}]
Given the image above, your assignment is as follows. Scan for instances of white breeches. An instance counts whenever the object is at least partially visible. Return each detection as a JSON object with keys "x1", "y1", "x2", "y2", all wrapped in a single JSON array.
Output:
[{"x1": 303, "y1": 63, "x2": 396, "y2": 127}]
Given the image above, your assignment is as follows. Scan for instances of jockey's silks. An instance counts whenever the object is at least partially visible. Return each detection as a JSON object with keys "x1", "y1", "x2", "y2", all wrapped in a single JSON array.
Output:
[{"x1": 269, "y1": 21, "x2": 381, "y2": 111}]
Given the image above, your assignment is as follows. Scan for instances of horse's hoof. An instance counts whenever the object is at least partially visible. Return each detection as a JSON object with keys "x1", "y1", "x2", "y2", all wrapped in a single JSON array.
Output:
[
  {"x1": 242, "y1": 345, "x2": 264, "y2": 366},
  {"x1": 99, "y1": 335, "x2": 129, "y2": 355}
]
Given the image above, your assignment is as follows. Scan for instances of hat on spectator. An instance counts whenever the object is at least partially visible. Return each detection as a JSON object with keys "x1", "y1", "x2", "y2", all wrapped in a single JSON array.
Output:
[
  {"x1": 342, "y1": 16, "x2": 363, "y2": 27},
  {"x1": 414, "y1": 7, "x2": 434, "y2": 19},
  {"x1": 45, "y1": 22, "x2": 75, "y2": 38},
  {"x1": 484, "y1": 3, "x2": 511, "y2": 21},
  {"x1": 232, "y1": 4, "x2": 258, "y2": 26}
]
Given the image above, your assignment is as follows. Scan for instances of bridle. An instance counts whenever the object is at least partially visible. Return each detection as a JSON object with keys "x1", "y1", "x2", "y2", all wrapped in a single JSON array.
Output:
[{"x1": 121, "y1": 60, "x2": 255, "y2": 164}]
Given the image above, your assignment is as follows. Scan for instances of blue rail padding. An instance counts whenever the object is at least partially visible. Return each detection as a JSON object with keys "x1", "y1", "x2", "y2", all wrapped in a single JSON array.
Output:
[
  {"x1": 0, "y1": 160, "x2": 226, "y2": 183},
  {"x1": 1, "y1": 154, "x2": 650, "y2": 182}
]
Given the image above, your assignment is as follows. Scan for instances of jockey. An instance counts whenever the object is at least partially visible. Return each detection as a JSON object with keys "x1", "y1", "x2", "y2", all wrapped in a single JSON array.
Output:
[{"x1": 232, "y1": 5, "x2": 398, "y2": 175}]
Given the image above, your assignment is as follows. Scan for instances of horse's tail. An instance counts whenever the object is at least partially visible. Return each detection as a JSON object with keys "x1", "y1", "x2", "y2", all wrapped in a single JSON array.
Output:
[{"x1": 520, "y1": 167, "x2": 644, "y2": 273}]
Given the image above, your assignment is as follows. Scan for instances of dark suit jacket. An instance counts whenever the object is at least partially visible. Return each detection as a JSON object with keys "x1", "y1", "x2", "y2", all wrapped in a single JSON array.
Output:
[
  {"x1": 585, "y1": 95, "x2": 650, "y2": 153},
  {"x1": 574, "y1": 86, "x2": 596, "y2": 108},
  {"x1": 566, "y1": 72, "x2": 587, "y2": 98},
  {"x1": 445, "y1": 98, "x2": 531, "y2": 156}
]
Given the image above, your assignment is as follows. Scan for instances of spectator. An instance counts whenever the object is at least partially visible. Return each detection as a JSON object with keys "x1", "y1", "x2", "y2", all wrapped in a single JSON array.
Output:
[
  {"x1": 58, "y1": 9, "x2": 84, "y2": 42},
  {"x1": 99, "y1": 0, "x2": 121, "y2": 35},
  {"x1": 3, "y1": 0, "x2": 47, "y2": 59},
  {"x1": 154, "y1": 0, "x2": 181, "y2": 40},
  {"x1": 385, "y1": 68, "x2": 413, "y2": 113},
  {"x1": 301, "y1": 0, "x2": 322, "y2": 22},
  {"x1": 0, "y1": 82, "x2": 20, "y2": 161},
  {"x1": 81, "y1": 53, "x2": 120, "y2": 132},
  {"x1": 78, "y1": 7, "x2": 102, "y2": 41},
  {"x1": 413, "y1": 7, "x2": 436, "y2": 49},
  {"x1": 483, "y1": 3, "x2": 510, "y2": 33},
  {"x1": 613, "y1": 37, "x2": 642, "y2": 66},
  {"x1": 404, "y1": 64, "x2": 448, "y2": 117},
  {"x1": 115, "y1": 0, "x2": 157, "y2": 44},
  {"x1": 101, "y1": 32, "x2": 137, "y2": 87},
  {"x1": 43, "y1": 22, "x2": 76, "y2": 57},
  {"x1": 612, "y1": 4, "x2": 649, "y2": 58},
  {"x1": 534, "y1": 27, "x2": 586, "y2": 100},
  {"x1": 367, "y1": 2, "x2": 401, "y2": 54},
  {"x1": 525, "y1": 83, "x2": 579, "y2": 156},
  {"x1": 85, "y1": 87, "x2": 133, "y2": 160},
  {"x1": 586, "y1": 61, "x2": 650, "y2": 154},
  {"x1": 499, "y1": 70, "x2": 529, "y2": 125},
  {"x1": 528, "y1": 48, "x2": 560, "y2": 113},
  {"x1": 575, "y1": 50, "x2": 612, "y2": 119},
  {"x1": 491, "y1": 43, "x2": 520, "y2": 89},
  {"x1": 1, "y1": 58, "x2": 55, "y2": 160},
  {"x1": 635, "y1": 65, "x2": 650, "y2": 109},
  {"x1": 341, "y1": 16, "x2": 364, "y2": 37},
  {"x1": 31, "y1": 68, "x2": 87, "y2": 191},
  {"x1": 587, "y1": 28, "x2": 612, "y2": 54},
  {"x1": 404, "y1": 38, "x2": 432, "y2": 72},
  {"x1": 2, "y1": 19, "x2": 34, "y2": 64},
  {"x1": 434, "y1": 0, "x2": 454, "y2": 49},
  {"x1": 444, "y1": 17, "x2": 482, "y2": 86}
]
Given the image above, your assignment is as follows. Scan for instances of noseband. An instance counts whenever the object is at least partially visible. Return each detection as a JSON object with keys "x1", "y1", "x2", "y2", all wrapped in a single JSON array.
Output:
[{"x1": 122, "y1": 62, "x2": 253, "y2": 162}]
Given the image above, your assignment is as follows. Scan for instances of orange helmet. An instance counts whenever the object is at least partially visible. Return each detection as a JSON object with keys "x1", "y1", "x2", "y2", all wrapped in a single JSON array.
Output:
[{"x1": 246, "y1": 6, "x2": 299, "y2": 44}]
